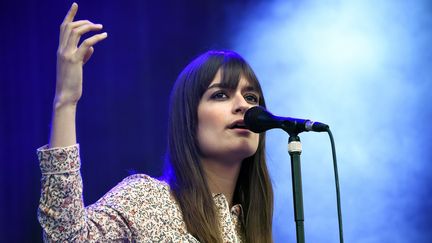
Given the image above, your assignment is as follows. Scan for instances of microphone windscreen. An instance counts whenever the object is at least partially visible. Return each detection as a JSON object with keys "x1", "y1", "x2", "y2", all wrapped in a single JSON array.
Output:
[{"x1": 244, "y1": 106, "x2": 276, "y2": 133}]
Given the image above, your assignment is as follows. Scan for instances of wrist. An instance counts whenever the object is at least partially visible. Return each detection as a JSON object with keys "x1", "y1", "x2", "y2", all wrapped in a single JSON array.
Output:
[{"x1": 53, "y1": 94, "x2": 79, "y2": 110}]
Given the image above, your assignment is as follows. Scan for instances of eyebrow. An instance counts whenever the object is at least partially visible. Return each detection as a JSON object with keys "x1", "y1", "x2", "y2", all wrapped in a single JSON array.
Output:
[{"x1": 206, "y1": 83, "x2": 258, "y2": 92}]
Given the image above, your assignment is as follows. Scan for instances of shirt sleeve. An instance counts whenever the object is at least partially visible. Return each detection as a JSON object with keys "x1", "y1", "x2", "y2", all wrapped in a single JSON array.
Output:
[{"x1": 37, "y1": 144, "x2": 134, "y2": 242}]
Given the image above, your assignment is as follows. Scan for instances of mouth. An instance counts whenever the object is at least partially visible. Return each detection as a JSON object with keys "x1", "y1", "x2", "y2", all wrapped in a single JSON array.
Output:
[{"x1": 228, "y1": 119, "x2": 248, "y2": 130}]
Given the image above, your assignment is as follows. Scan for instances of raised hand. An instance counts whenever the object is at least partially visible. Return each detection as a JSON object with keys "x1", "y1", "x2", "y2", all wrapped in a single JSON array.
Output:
[
  {"x1": 55, "y1": 2, "x2": 107, "y2": 106},
  {"x1": 49, "y1": 3, "x2": 107, "y2": 148}
]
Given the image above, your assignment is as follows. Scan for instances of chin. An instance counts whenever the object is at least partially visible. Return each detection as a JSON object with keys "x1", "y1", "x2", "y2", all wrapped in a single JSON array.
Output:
[{"x1": 232, "y1": 143, "x2": 258, "y2": 160}]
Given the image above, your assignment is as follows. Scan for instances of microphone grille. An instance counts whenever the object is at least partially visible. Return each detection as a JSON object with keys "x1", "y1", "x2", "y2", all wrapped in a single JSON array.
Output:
[{"x1": 244, "y1": 106, "x2": 269, "y2": 133}]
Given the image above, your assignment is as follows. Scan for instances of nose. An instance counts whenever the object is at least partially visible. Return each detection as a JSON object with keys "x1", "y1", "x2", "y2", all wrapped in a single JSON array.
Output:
[{"x1": 232, "y1": 93, "x2": 252, "y2": 114}]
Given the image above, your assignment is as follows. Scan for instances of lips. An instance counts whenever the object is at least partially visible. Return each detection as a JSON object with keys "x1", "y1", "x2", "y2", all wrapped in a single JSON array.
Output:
[{"x1": 228, "y1": 119, "x2": 247, "y2": 129}]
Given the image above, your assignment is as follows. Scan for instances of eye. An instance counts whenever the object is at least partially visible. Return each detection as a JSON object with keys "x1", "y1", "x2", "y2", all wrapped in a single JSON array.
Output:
[
  {"x1": 244, "y1": 93, "x2": 259, "y2": 104},
  {"x1": 210, "y1": 90, "x2": 229, "y2": 100}
]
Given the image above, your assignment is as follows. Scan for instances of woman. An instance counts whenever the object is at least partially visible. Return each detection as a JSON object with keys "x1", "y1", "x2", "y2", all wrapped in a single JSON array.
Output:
[{"x1": 38, "y1": 3, "x2": 273, "y2": 242}]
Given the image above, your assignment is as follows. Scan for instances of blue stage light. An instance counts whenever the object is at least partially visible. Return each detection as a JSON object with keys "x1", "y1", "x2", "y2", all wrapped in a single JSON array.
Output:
[{"x1": 232, "y1": 1, "x2": 432, "y2": 242}]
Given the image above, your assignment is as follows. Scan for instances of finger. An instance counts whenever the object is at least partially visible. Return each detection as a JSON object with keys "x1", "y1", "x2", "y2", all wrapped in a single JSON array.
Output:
[
  {"x1": 76, "y1": 32, "x2": 108, "y2": 60},
  {"x1": 61, "y1": 3, "x2": 78, "y2": 27},
  {"x1": 60, "y1": 20, "x2": 94, "y2": 49},
  {"x1": 66, "y1": 23, "x2": 103, "y2": 50},
  {"x1": 60, "y1": 3, "x2": 78, "y2": 39},
  {"x1": 83, "y1": 47, "x2": 94, "y2": 64}
]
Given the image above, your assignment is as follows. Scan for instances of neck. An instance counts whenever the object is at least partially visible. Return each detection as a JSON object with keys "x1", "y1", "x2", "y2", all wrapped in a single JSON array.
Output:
[{"x1": 201, "y1": 157, "x2": 242, "y2": 207}]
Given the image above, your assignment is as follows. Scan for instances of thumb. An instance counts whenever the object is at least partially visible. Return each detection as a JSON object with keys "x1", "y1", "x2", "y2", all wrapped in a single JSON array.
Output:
[{"x1": 83, "y1": 46, "x2": 94, "y2": 64}]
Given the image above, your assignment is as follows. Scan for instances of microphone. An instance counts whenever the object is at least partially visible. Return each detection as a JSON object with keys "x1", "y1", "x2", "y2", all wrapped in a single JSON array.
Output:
[{"x1": 244, "y1": 106, "x2": 329, "y2": 134}]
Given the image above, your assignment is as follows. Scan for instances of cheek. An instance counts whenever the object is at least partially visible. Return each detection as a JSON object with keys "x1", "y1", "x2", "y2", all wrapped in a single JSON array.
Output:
[
  {"x1": 251, "y1": 134, "x2": 260, "y2": 151},
  {"x1": 197, "y1": 106, "x2": 223, "y2": 151},
  {"x1": 199, "y1": 115, "x2": 215, "y2": 130},
  {"x1": 198, "y1": 106, "x2": 223, "y2": 132}
]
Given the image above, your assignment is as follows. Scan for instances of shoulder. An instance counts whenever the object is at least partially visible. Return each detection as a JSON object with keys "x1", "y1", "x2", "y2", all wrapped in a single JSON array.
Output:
[
  {"x1": 120, "y1": 174, "x2": 168, "y2": 190},
  {"x1": 95, "y1": 174, "x2": 171, "y2": 207},
  {"x1": 87, "y1": 174, "x2": 184, "y2": 239}
]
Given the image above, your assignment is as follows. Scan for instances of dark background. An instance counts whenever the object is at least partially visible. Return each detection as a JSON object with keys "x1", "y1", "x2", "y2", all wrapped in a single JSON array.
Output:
[
  {"x1": 0, "y1": 1, "x2": 260, "y2": 241},
  {"x1": 3, "y1": 1, "x2": 432, "y2": 242}
]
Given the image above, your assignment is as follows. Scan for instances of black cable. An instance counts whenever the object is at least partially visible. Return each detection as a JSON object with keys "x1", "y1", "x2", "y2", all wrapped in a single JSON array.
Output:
[{"x1": 326, "y1": 127, "x2": 344, "y2": 243}]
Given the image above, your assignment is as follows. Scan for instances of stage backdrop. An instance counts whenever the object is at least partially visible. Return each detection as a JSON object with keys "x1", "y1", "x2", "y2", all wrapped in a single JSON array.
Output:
[{"x1": 1, "y1": 0, "x2": 431, "y2": 242}]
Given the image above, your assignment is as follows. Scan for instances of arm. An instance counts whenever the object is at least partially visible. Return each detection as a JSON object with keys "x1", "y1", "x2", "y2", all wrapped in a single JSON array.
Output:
[
  {"x1": 49, "y1": 2, "x2": 107, "y2": 148},
  {"x1": 38, "y1": 145, "x2": 135, "y2": 242},
  {"x1": 38, "y1": 3, "x2": 131, "y2": 241}
]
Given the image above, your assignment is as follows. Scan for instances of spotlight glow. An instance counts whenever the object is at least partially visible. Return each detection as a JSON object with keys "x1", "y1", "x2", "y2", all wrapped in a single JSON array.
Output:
[{"x1": 231, "y1": 0, "x2": 432, "y2": 242}]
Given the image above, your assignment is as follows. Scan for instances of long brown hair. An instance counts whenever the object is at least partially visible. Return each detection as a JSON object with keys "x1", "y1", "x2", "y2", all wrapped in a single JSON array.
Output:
[{"x1": 164, "y1": 50, "x2": 273, "y2": 243}]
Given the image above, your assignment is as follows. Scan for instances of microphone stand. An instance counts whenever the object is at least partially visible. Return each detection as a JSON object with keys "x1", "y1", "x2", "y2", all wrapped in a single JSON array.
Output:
[
  {"x1": 243, "y1": 106, "x2": 337, "y2": 243},
  {"x1": 288, "y1": 134, "x2": 305, "y2": 243}
]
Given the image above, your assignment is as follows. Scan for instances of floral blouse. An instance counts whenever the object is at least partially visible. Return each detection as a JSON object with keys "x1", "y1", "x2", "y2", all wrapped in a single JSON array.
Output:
[{"x1": 37, "y1": 144, "x2": 245, "y2": 242}]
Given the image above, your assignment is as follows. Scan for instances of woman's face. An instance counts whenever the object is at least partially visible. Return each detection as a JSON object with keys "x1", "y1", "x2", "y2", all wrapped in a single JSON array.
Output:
[{"x1": 197, "y1": 69, "x2": 260, "y2": 163}]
